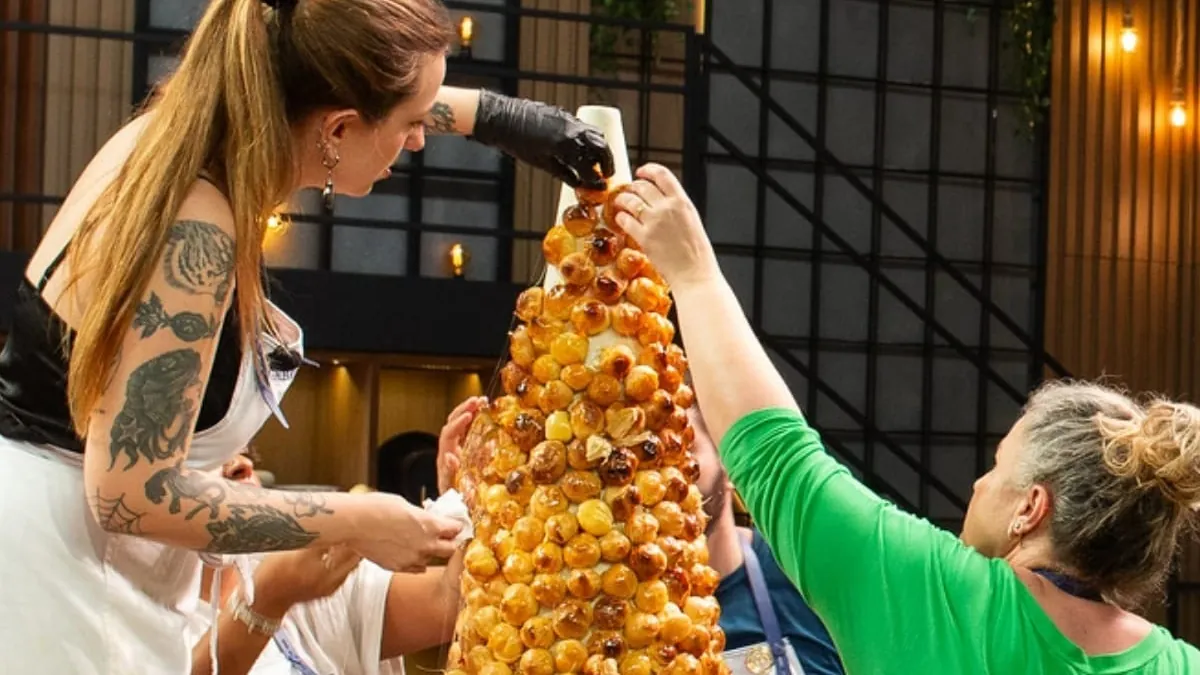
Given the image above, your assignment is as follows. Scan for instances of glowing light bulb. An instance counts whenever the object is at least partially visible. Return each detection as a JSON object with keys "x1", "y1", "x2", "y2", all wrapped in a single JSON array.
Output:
[
  {"x1": 267, "y1": 215, "x2": 282, "y2": 230},
  {"x1": 1120, "y1": 26, "x2": 1138, "y2": 52},
  {"x1": 449, "y1": 242, "x2": 469, "y2": 278},
  {"x1": 1170, "y1": 101, "x2": 1187, "y2": 128},
  {"x1": 458, "y1": 16, "x2": 474, "y2": 49}
]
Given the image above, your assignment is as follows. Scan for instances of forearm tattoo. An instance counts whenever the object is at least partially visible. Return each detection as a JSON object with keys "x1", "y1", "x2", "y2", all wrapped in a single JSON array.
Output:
[
  {"x1": 426, "y1": 101, "x2": 457, "y2": 134},
  {"x1": 206, "y1": 503, "x2": 319, "y2": 553},
  {"x1": 144, "y1": 463, "x2": 332, "y2": 552},
  {"x1": 133, "y1": 292, "x2": 217, "y2": 342}
]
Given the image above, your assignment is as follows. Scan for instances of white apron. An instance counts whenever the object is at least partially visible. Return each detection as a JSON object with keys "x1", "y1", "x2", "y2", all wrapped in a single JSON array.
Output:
[{"x1": 0, "y1": 303, "x2": 303, "y2": 675}]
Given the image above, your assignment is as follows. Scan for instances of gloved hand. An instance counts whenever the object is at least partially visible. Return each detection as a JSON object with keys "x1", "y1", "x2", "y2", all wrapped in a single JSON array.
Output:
[{"x1": 472, "y1": 90, "x2": 615, "y2": 190}]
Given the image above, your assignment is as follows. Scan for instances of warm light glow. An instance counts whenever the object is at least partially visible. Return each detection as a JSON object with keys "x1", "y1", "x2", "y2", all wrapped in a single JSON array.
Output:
[
  {"x1": 266, "y1": 214, "x2": 282, "y2": 230},
  {"x1": 332, "y1": 359, "x2": 341, "y2": 366},
  {"x1": 1120, "y1": 27, "x2": 1138, "y2": 52},
  {"x1": 1170, "y1": 101, "x2": 1188, "y2": 127},
  {"x1": 458, "y1": 16, "x2": 474, "y2": 48},
  {"x1": 449, "y1": 242, "x2": 468, "y2": 277},
  {"x1": 465, "y1": 373, "x2": 483, "y2": 396}
]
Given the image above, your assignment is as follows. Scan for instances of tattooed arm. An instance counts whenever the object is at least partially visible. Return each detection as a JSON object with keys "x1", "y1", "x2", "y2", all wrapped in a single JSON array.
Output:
[
  {"x1": 431, "y1": 87, "x2": 614, "y2": 190},
  {"x1": 82, "y1": 182, "x2": 462, "y2": 566},
  {"x1": 425, "y1": 86, "x2": 480, "y2": 135}
]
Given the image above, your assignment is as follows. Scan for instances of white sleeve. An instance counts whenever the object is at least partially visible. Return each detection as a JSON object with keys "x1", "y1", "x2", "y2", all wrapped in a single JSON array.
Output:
[{"x1": 284, "y1": 561, "x2": 394, "y2": 675}]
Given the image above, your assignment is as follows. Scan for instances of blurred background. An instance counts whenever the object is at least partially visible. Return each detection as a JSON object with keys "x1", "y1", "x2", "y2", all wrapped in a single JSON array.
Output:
[{"x1": 2, "y1": 0, "x2": 1199, "y2": 643}]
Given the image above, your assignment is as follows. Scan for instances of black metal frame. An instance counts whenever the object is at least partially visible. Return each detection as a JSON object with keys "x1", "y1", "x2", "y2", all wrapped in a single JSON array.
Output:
[
  {"x1": 2, "y1": 1, "x2": 1049, "y2": 521},
  {"x1": 695, "y1": 0, "x2": 1060, "y2": 527}
]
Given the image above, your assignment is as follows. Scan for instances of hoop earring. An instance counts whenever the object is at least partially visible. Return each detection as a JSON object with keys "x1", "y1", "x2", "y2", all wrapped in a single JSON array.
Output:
[{"x1": 319, "y1": 140, "x2": 340, "y2": 212}]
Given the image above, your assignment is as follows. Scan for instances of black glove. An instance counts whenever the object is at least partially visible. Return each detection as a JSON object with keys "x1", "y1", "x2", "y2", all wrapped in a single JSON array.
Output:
[{"x1": 472, "y1": 90, "x2": 616, "y2": 190}]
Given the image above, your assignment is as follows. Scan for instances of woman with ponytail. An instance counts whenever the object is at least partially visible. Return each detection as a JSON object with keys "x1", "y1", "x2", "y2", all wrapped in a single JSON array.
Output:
[{"x1": 0, "y1": 0, "x2": 613, "y2": 672}]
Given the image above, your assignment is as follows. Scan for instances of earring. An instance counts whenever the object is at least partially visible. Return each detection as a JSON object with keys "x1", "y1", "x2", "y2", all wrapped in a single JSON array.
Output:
[{"x1": 319, "y1": 139, "x2": 340, "y2": 212}]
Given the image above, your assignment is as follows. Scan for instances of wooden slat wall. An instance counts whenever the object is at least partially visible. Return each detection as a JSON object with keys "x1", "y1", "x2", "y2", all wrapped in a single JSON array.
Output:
[
  {"x1": 40, "y1": 0, "x2": 135, "y2": 233},
  {"x1": 1047, "y1": 0, "x2": 1198, "y2": 396},
  {"x1": 0, "y1": 0, "x2": 47, "y2": 251},
  {"x1": 1046, "y1": 0, "x2": 1200, "y2": 638}
]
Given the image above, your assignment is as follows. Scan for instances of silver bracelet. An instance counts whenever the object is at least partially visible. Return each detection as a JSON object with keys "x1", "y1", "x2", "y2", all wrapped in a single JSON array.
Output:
[{"x1": 227, "y1": 589, "x2": 283, "y2": 636}]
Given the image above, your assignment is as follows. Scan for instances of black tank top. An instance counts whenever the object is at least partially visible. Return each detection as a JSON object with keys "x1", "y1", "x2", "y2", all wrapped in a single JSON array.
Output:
[{"x1": 0, "y1": 246, "x2": 243, "y2": 453}]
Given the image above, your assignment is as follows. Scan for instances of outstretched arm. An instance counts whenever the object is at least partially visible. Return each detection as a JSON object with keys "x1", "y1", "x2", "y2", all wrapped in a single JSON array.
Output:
[
  {"x1": 425, "y1": 86, "x2": 481, "y2": 135},
  {"x1": 613, "y1": 165, "x2": 1003, "y2": 674},
  {"x1": 428, "y1": 86, "x2": 614, "y2": 190}
]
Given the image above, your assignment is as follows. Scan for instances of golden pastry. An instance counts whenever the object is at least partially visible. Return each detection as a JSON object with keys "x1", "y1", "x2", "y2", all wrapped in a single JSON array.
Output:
[{"x1": 447, "y1": 180, "x2": 724, "y2": 675}]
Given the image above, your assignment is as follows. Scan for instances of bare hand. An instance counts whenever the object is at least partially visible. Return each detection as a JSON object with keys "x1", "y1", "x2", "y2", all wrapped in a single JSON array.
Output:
[
  {"x1": 351, "y1": 493, "x2": 463, "y2": 574},
  {"x1": 612, "y1": 163, "x2": 720, "y2": 289},
  {"x1": 254, "y1": 545, "x2": 362, "y2": 610},
  {"x1": 438, "y1": 396, "x2": 486, "y2": 495}
]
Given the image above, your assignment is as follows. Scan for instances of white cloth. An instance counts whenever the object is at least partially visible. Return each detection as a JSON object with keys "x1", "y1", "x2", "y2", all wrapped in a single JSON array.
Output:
[
  {"x1": 423, "y1": 489, "x2": 473, "y2": 544},
  {"x1": 0, "y1": 304, "x2": 303, "y2": 674},
  {"x1": 186, "y1": 561, "x2": 407, "y2": 675}
]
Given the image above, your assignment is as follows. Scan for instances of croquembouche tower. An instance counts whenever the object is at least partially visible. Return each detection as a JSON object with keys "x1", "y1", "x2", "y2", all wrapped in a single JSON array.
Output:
[{"x1": 446, "y1": 107, "x2": 728, "y2": 675}]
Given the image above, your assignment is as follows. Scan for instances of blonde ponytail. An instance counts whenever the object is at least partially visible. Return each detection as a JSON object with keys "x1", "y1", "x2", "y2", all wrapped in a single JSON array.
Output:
[{"x1": 64, "y1": 0, "x2": 288, "y2": 435}]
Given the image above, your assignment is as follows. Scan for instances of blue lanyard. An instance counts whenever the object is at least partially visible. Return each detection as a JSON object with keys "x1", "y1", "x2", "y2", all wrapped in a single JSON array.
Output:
[
  {"x1": 273, "y1": 631, "x2": 320, "y2": 675},
  {"x1": 741, "y1": 533, "x2": 801, "y2": 675},
  {"x1": 1032, "y1": 568, "x2": 1104, "y2": 602}
]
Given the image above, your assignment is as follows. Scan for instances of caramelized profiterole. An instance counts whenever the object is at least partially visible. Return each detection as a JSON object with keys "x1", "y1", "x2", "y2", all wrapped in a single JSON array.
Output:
[{"x1": 447, "y1": 179, "x2": 728, "y2": 675}]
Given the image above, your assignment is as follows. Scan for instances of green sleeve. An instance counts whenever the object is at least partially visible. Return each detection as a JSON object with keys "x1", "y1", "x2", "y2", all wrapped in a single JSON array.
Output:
[{"x1": 718, "y1": 407, "x2": 1012, "y2": 673}]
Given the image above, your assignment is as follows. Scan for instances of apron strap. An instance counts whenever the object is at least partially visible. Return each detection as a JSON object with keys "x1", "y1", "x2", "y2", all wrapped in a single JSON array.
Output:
[{"x1": 741, "y1": 533, "x2": 802, "y2": 675}]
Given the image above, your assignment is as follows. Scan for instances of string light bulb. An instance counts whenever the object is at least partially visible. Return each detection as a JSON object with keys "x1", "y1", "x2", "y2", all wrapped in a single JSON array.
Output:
[
  {"x1": 448, "y1": 242, "x2": 469, "y2": 278},
  {"x1": 1120, "y1": 25, "x2": 1137, "y2": 52},
  {"x1": 1169, "y1": 99, "x2": 1187, "y2": 128},
  {"x1": 1168, "y1": 0, "x2": 1185, "y2": 128},
  {"x1": 1119, "y1": 6, "x2": 1137, "y2": 52},
  {"x1": 458, "y1": 16, "x2": 474, "y2": 57}
]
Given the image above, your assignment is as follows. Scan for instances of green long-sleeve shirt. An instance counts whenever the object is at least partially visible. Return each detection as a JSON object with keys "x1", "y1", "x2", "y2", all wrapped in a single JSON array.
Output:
[{"x1": 719, "y1": 407, "x2": 1199, "y2": 674}]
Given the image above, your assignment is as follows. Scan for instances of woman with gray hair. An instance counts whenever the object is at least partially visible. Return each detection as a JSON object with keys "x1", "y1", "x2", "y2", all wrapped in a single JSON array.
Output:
[{"x1": 611, "y1": 163, "x2": 1200, "y2": 673}]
